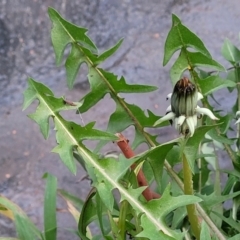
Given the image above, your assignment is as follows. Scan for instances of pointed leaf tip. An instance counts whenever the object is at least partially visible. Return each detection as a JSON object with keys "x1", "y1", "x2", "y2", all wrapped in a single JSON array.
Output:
[
  {"x1": 163, "y1": 15, "x2": 211, "y2": 66},
  {"x1": 48, "y1": 7, "x2": 97, "y2": 66},
  {"x1": 221, "y1": 38, "x2": 240, "y2": 63}
]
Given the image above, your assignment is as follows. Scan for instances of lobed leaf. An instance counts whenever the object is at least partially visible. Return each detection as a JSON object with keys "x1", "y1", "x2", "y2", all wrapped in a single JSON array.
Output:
[
  {"x1": 24, "y1": 78, "x2": 188, "y2": 238},
  {"x1": 77, "y1": 148, "x2": 200, "y2": 239},
  {"x1": 137, "y1": 184, "x2": 201, "y2": 239},
  {"x1": 207, "y1": 128, "x2": 235, "y2": 145},
  {"x1": 170, "y1": 50, "x2": 225, "y2": 84},
  {"x1": 23, "y1": 78, "x2": 117, "y2": 174},
  {"x1": 79, "y1": 68, "x2": 157, "y2": 113},
  {"x1": 199, "y1": 75, "x2": 236, "y2": 96},
  {"x1": 48, "y1": 7, "x2": 97, "y2": 66},
  {"x1": 48, "y1": 7, "x2": 159, "y2": 152},
  {"x1": 96, "y1": 38, "x2": 124, "y2": 65},
  {"x1": 221, "y1": 39, "x2": 240, "y2": 64},
  {"x1": 163, "y1": 14, "x2": 211, "y2": 66},
  {"x1": 95, "y1": 102, "x2": 162, "y2": 152},
  {"x1": 199, "y1": 191, "x2": 240, "y2": 209}
]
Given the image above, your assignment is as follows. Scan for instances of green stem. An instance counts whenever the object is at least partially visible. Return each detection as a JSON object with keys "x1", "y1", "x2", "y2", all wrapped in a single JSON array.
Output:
[
  {"x1": 164, "y1": 161, "x2": 225, "y2": 240},
  {"x1": 182, "y1": 153, "x2": 201, "y2": 240},
  {"x1": 235, "y1": 64, "x2": 240, "y2": 153},
  {"x1": 212, "y1": 143, "x2": 221, "y2": 193},
  {"x1": 197, "y1": 144, "x2": 202, "y2": 193},
  {"x1": 118, "y1": 200, "x2": 128, "y2": 239}
]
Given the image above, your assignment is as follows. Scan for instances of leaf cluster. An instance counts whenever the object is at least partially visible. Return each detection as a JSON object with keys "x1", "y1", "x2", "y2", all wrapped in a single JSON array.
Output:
[{"x1": 1, "y1": 7, "x2": 240, "y2": 240}]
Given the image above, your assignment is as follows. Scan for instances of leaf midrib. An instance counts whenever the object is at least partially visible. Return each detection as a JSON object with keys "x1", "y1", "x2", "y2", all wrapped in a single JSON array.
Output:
[{"x1": 33, "y1": 85, "x2": 175, "y2": 238}]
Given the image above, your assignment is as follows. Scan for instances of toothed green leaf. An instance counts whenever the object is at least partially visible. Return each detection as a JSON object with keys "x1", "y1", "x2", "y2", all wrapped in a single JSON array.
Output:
[
  {"x1": 79, "y1": 69, "x2": 157, "y2": 113},
  {"x1": 48, "y1": 7, "x2": 159, "y2": 154},
  {"x1": 198, "y1": 191, "x2": 240, "y2": 209},
  {"x1": 95, "y1": 102, "x2": 163, "y2": 152},
  {"x1": 137, "y1": 185, "x2": 201, "y2": 240},
  {"x1": 170, "y1": 50, "x2": 225, "y2": 84},
  {"x1": 199, "y1": 76, "x2": 236, "y2": 96},
  {"x1": 23, "y1": 78, "x2": 117, "y2": 174},
  {"x1": 163, "y1": 14, "x2": 211, "y2": 66},
  {"x1": 222, "y1": 38, "x2": 240, "y2": 64},
  {"x1": 96, "y1": 38, "x2": 124, "y2": 64},
  {"x1": 48, "y1": 7, "x2": 97, "y2": 66}
]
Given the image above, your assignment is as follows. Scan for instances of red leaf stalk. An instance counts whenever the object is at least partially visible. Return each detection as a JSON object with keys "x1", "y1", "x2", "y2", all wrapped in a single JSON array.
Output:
[{"x1": 115, "y1": 133, "x2": 160, "y2": 201}]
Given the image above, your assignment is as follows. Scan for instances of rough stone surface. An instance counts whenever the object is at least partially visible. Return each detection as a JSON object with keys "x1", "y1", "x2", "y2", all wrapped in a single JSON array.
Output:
[{"x1": 0, "y1": 0, "x2": 239, "y2": 238}]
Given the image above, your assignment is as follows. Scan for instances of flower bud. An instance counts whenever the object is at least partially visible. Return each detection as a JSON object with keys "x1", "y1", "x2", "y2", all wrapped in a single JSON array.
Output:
[
  {"x1": 154, "y1": 77, "x2": 218, "y2": 137},
  {"x1": 171, "y1": 77, "x2": 198, "y2": 117}
]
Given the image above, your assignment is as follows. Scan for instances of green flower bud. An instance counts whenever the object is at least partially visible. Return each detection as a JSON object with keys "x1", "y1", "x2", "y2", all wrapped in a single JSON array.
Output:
[
  {"x1": 171, "y1": 77, "x2": 198, "y2": 117},
  {"x1": 154, "y1": 77, "x2": 219, "y2": 137}
]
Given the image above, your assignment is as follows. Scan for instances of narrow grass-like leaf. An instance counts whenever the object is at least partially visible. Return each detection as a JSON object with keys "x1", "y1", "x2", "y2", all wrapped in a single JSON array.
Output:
[
  {"x1": 58, "y1": 189, "x2": 84, "y2": 210},
  {"x1": 0, "y1": 196, "x2": 42, "y2": 240},
  {"x1": 163, "y1": 14, "x2": 211, "y2": 66},
  {"x1": 43, "y1": 173, "x2": 57, "y2": 240},
  {"x1": 66, "y1": 199, "x2": 80, "y2": 223},
  {"x1": 0, "y1": 204, "x2": 14, "y2": 220},
  {"x1": 78, "y1": 188, "x2": 97, "y2": 240},
  {"x1": 199, "y1": 76, "x2": 236, "y2": 96},
  {"x1": 222, "y1": 39, "x2": 240, "y2": 64},
  {"x1": 95, "y1": 192, "x2": 110, "y2": 237}
]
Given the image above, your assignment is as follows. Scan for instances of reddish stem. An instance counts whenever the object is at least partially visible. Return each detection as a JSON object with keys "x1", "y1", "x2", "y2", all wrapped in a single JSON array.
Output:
[{"x1": 115, "y1": 133, "x2": 160, "y2": 201}]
